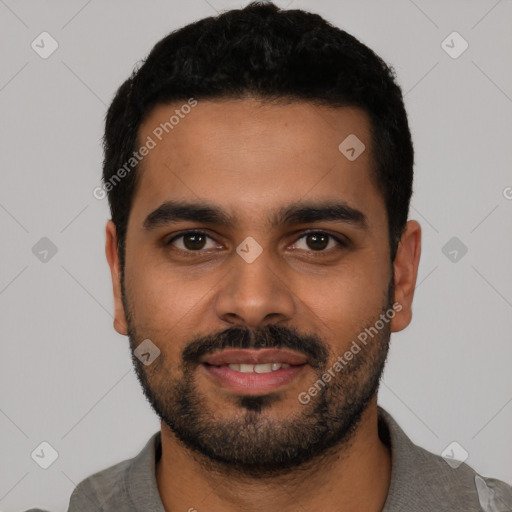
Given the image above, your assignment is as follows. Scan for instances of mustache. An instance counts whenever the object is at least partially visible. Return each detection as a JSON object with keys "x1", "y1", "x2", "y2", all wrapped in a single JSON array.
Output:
[{"x1": 182, "y1": 324, "x2": 329, "y2": 369}]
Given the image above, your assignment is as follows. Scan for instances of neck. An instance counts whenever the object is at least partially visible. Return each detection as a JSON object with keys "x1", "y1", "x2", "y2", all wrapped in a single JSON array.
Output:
[{"x1": 156, "y1": 399, "x2": 391, "y2": 512}]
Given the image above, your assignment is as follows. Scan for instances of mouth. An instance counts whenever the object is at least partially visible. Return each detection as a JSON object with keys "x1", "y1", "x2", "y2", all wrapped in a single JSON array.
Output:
[
  {"x1": 216, "y1": 362, "x2": 292, "y2": 373},
  {"x1": 200, "y1": 348, "x2": 308, "y2": 395}
]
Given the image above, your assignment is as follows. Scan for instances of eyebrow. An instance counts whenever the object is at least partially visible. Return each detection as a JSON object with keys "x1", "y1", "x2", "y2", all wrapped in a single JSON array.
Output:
[{"x1": 143, "y1": 200, "x2": 367, "y2": 231}]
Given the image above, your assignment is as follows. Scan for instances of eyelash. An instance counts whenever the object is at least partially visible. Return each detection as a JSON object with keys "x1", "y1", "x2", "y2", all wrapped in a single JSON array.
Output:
[{"x1": 165, "y1": 229, "x2": 347, "y2": 254}]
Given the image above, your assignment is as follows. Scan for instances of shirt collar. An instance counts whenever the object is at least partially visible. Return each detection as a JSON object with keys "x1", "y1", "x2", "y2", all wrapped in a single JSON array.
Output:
[{"x1": 125, "y1": 407, "x2": 480, "y2": 511}]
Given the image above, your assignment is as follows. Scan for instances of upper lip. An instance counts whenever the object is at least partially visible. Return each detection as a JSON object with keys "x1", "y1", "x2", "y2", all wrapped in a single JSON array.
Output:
[{"x1": 201, "y1": 348, "x2": 308, "y2": 366}]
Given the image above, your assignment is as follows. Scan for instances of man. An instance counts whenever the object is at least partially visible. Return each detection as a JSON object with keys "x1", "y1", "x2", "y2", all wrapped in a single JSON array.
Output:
[{"x1": 30, "y1": 2, "x2": 511, "y2": 511}]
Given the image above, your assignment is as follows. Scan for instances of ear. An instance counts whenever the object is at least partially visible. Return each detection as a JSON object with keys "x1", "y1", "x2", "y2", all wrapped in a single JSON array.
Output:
[
  {"x1": 105, "y1": 220, "x2": 128, "y2": 335},
  {"x1": 390, "y1": 220, "x2": 421, "y2": 333}
]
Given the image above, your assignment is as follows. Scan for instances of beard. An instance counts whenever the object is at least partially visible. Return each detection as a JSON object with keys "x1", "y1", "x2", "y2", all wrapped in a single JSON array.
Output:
[{"x1": 124, "y1": 280, "x2": 393, "y2": 478}]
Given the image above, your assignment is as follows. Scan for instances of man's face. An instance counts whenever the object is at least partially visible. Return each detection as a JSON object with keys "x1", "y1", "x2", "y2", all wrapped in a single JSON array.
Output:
[{"x1": 111, "y1": 99, "x2": 403, "y2": 475}]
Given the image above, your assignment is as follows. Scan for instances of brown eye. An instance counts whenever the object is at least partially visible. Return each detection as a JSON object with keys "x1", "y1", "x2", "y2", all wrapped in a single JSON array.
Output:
[
  {"x1": 168, "y1": 231, "x2": 217, "y2": 251},
  {"x1": 183, "y1": 233, "x2": 207, "y2": 250},
  {"x1": 292, "y1": 231, "x2": 345, "y2": 252},
  {"x1": 305, "y1": 233, "x2": 329, "y2": 250}
]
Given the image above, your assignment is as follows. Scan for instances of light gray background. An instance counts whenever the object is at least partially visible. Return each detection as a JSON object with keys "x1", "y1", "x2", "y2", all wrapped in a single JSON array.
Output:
[{"x1": 1, "y1": 1, "x2": 511, "y2": 510}]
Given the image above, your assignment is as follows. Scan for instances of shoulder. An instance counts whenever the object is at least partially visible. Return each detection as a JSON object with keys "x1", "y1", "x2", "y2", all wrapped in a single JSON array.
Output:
[
  {"x1": 475, "y1": 476, "x2": 512, "y2": 512},
  {"x1": 22, "y1": 454, "x2": 136, "y2": 512},
  {"x1": 68, "y1": 455, "x2": 134, "y2": 509},
  {"x1": 379, "y1": 407, "x2": 512, "y2": 512},
  {"x1": 406, "y1": 440, "x2": 512, "y2": 511},
  {"x1": 67, "y1": 431, "x2": 162, "y2": 511}
]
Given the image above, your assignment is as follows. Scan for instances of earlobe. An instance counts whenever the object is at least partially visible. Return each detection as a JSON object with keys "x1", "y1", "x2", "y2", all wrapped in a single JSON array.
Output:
[
  {"x1": 390, "y1": 220, "x2": 421, "y2": 333},
  {"x1": 105, "y1": 220, "x2": 129, "y2": 336}
]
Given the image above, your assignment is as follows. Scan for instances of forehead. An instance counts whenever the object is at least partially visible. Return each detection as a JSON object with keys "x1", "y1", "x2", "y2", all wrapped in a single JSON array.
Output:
[{"x1": 131, "y1": 98, "x2": 384, "y2": 226}]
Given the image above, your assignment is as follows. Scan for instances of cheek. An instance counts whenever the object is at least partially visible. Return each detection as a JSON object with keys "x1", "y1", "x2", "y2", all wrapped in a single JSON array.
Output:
[
  {"x1": 125, "y1": 258, "x2": 220, "y2": 351},
  {"x1": 296, "y1": 265, "x2": 389, "y2": 347},
  {"x1": 130, "y1": 271, "x2": 202, "y2": 324},
  {"x1": 125, "y1": 274, "x2": 200, "y2": 368}
]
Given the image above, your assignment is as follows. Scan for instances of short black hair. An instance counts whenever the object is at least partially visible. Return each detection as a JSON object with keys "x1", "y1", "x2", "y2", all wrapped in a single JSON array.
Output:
[{"x1": 102, "y1": 1, "x2": 413, "y2": 268}]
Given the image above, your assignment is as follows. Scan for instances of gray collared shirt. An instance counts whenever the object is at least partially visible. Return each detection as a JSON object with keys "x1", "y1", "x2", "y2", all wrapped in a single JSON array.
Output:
[{"x1": 27, "y1": 407, "x2": 512, "y2": 511}]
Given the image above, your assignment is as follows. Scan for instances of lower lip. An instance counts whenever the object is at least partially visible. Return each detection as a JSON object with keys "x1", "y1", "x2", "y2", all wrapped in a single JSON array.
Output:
[{"x1": 201, "y1": 364, "x2": 306, "y2": 395}]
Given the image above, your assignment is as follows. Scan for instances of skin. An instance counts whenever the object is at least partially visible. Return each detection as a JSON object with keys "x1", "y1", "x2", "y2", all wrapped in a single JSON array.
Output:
[{"x1": 105, "y1": 98, "x2": 421, "y2": 512}]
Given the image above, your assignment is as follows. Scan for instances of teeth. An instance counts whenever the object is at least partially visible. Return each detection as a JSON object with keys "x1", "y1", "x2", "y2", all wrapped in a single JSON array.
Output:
[
  {"x1": 239, "y1": 364, "x2": 254, "y2": 373},
  {"x1": 255, "y1": 363, "x2": 272, "y2": 373},
  {"x1": 226, "y1": 363, "x2": 291, "y2": 373}
]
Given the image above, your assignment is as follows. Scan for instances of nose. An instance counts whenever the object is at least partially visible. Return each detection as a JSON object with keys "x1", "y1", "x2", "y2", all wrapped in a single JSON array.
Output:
[{"x1": 214, "y1": 248, "x2": 296, "y2": 329}]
